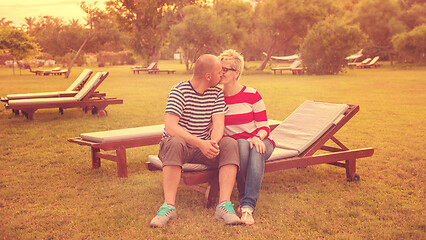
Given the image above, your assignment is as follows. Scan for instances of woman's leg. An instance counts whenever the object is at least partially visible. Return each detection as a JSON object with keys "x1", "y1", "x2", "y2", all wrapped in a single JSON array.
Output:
[
  {"x1": 236, "y1": 139, "x2": 250, "y2": 203},
  {"x1": 239, "y1": 139, "x2": 274, "y2": 212}
]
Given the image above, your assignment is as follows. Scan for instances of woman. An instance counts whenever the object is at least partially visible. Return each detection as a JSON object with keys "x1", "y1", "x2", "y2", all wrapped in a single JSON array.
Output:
[{"x1": 218, "y1": 49, "x2": 275, "y2": 225}]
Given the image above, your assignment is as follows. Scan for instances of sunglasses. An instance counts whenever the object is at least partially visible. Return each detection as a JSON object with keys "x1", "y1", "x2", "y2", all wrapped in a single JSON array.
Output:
[{"x1": 222, "y1": 67, "x2": 237, "y2": 73}]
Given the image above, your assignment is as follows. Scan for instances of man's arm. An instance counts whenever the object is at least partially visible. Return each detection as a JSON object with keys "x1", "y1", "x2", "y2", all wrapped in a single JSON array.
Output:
[
  {"x1": 164, "y1": 113, "x2": 219, "y2": 159},
  {"x1": 210, "y1": 113, "x2": 224, "y2": 143}
]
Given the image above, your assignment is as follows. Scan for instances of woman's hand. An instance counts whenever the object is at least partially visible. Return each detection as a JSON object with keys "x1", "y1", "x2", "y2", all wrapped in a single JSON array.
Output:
[{"x1": 250, "y1": 136, "x2": 266, "y2": 154}]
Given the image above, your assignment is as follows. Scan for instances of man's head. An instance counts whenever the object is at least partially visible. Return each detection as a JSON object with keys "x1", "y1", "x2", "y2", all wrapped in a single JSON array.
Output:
[{"x1": 193, "y1": 54, "x2": 223, "y2": 87}]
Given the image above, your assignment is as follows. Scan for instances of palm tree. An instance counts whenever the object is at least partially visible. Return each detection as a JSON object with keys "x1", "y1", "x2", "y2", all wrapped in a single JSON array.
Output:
[
  {"x1": 0, "y1": 17, "x2": 13, "y2": 26},
  {"x1": 23, "y1": 17, "x2": 37, "y2": 30}
]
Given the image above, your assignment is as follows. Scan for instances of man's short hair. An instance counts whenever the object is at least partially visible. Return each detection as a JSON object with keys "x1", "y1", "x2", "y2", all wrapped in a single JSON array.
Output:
[{"x1": 193, "y1": 54, "x2": 218, "y2": 77}]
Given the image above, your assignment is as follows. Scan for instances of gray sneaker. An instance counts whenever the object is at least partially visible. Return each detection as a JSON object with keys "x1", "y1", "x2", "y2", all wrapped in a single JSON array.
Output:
[
  {"x1": 214, "y1": 201, "x2": 241, "y2": 225},
  {"x1": 150, "y1": 203, "x2": 177, "y2": 228}
]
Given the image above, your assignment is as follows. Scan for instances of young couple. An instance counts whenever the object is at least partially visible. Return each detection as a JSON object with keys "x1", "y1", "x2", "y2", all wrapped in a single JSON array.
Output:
[{"x1": 150, "y1": 50, "x2": 275, "y2": 228}]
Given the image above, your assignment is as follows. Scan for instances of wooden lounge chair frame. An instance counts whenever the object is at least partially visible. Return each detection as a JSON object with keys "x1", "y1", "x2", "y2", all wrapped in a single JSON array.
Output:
[
  {"x1": 1, "y1": 69, "x2": 93, "y2": 103},
  {"x1": 146, "y1": 103, "x2": 374, "y2": 208},
  {"x1": 4, "y1": 72, "x2": 123, "y2": 120},
  {"x1": 148, "y1": 69, "x2": 176, "y2": 74}
]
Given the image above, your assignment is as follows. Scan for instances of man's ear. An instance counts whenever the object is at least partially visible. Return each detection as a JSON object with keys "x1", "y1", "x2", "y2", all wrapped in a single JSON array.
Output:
[{"x1": 205, "y1": 72, "x2": 212, "y2": 82}]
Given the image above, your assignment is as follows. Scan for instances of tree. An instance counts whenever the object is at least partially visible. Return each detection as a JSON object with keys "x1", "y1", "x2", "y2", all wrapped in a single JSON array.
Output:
[
  {"x1": 353, "y1": 0, "x2": 406, "y2": 66},
  {"x1": 168, "y1": 1, "x2": 254, "y2": 70},
  {"x1": 169, "y1": 5, "x2": 219, "y2": 70},
  {"x1": 253, "y1": 0, "x2": 339, "y2": 71},
  {"x1": 300, "y1": 17, "x2": 365, "y2": 75},
  {"x1": 0, "y1": 26, "x2": 40, "y2": 74},
  {"x1": 392, "y1": 23, "x2": 426, "y2": 63},
  {"x1": 106, "y1": 0, "x2": 172, "y2": 63}
]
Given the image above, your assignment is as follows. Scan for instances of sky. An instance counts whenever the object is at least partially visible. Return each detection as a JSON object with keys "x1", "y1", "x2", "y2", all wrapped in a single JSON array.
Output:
[{"x1": 0, "y1": 0, "x2": 104, "y2": 26}]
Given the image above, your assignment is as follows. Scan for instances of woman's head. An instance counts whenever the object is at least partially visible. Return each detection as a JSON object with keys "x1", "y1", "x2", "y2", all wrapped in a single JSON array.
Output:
[{"x1": 218, "y1": 49, "x2": 244, "y2": 81}]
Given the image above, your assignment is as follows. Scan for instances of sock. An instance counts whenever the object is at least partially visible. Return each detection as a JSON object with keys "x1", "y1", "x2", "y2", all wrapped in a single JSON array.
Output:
[{"x1": 217, "y1": 200, "x2": 228, "y2": 207}]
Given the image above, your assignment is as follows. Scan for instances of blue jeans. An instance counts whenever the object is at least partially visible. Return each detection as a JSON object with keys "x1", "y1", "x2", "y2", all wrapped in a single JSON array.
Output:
[{"x1": 236, "y1": 138, "x2": 274, "y2": 212}]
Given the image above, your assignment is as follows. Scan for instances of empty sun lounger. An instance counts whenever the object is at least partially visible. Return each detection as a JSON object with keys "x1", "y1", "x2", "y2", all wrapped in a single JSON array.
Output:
[
  {"x1": 4, "y1": 72, "x2": 123, "y2": 120},
  {"x1": 1, "y1": 69, "x2": 93, "y2": 103},
  {"x1": 131, "y1": 62, "x2": 158, "y2": 74},
  {"x1": 357, "y1": 56, "x2": 381, "y2": 68},
  {"x1": 271, "y1": 60, "x2": 302, "y2": 75},
  {"x1": 146, "y1": 101, "x2": 374, "y2": 208}
]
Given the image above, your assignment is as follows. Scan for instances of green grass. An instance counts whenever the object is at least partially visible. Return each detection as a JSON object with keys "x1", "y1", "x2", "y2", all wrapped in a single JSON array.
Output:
[{"x1": 0, "y1": 61, "x2": 425, "y2": 239}]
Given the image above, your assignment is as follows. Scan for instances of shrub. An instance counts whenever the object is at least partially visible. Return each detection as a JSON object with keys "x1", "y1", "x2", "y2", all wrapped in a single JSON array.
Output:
[
  {"x1": 300, "y1": 17, "x2": 365, "y2": 75},
  {"x1": 392, "y1": 23, "x2": 426, "y2": 63}
]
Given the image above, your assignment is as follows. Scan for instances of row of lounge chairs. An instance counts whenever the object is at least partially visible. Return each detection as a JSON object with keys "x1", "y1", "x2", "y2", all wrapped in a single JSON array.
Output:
[
  {"x1": 272, "y1": 56, "x2": 381, "y2": 74},
  {"x1": 131, "y1": 62, "x2": 175, "y2": 74},
  {"x1": 68, "y1": 100, "x2": 374, "y2": 207},
  {"x1": 30, "y1": 67, "x2": 68, "y2": 76},
  {"x1": 1, "y1": 69, "x2": 123, "y2": 120}
]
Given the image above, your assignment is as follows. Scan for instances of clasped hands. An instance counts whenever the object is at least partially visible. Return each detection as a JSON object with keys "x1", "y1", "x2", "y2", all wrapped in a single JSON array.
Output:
[{"x1": 200, "y1": 140, "x2": 220, "y2": 159}]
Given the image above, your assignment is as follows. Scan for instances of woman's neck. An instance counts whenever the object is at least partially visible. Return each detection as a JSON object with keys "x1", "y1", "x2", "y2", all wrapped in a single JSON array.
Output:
[{"x1": 223, "y1": 82, "x2": 243, "y2": 97}]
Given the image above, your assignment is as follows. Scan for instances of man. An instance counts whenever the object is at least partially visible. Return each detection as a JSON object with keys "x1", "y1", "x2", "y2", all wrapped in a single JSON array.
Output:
[{"x1": 150, "y1": 54, "x2": 240, "y2": 227}]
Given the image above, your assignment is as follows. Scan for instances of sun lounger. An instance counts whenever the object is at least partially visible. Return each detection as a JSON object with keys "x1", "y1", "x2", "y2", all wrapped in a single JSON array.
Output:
[
  {"x1": 67, "y1": 101, "x2": 374, "y2": 208},
  {"x1": 357, "y1": 56, "x2": 381, "y2": 68},
  {"x1": 32, "y1": 67, "x2": 68, "y2": 76},
  {"x1": 67, "y1": 120, "x2": 281, "y2": 178},
  {"x1": 146, "y1": 101, "x2": 374, "y2": 207},
  {"x1": 348, "y1": 58, "x2": 371, "y2": 68},
  {"x1": 1, "y1": 69, "x2": 93, "y2": 103},
  {"x1": 148, "y1": 69, "x2": 176, "y2": 74},
  {"x1": 4, "y1": 72, "x2": 123, "y2": 120},
  {"x1": 271, "y1": 60, "x2": 302, "y2": 75},
  {"x1": 131, "y1": 62, "x2": 158, "y2": 74}
]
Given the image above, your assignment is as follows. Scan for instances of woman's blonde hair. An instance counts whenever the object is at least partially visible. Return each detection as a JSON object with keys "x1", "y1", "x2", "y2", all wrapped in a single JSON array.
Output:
[{"x1": 218, "y1": 49, "x2": 244, "y2": 79}]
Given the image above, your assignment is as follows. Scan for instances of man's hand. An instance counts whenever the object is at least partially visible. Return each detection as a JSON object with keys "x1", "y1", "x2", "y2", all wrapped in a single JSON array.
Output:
[{"x1": 199, "y1": 140, "x2": 220, "y2": 159}]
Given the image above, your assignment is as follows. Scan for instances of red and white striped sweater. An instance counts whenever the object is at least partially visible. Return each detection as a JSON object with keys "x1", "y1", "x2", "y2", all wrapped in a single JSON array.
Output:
[{"x1": 224, "y1": 86, "x2": 275, "y2": 147}]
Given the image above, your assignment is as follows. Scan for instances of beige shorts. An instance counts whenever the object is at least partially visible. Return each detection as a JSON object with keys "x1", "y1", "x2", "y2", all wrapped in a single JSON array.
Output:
[{"x1": 158, "y1": 136, "x2": 239, "y2": 169}]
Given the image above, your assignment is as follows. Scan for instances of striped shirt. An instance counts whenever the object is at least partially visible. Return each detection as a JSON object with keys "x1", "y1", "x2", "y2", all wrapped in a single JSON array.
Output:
[
  {"x1": 164, "y1": 81, "x2": 228, "y2": 140},
  {"x1": 224, "y1": 86, "x2": 275, "y2": 147}
]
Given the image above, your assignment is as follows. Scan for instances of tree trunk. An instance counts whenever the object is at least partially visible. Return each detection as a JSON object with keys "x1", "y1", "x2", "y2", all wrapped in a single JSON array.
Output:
[
  {"x1": 386, "y1": 49, "x2": 393, "y2": 66},
  {"x1": 65, "y1": 38, "x2": 89, "y2": 79},
  {"x1": 12, "y1": 58, "x2": 15, "y2": 75},
  {"x1": 256, "y1": 43, "x2": 275, "y2": 71}
]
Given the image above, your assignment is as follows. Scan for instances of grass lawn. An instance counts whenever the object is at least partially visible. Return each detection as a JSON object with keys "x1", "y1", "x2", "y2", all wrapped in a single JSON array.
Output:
[{"x1": 0, "y1": 61, "x2": 425, "y2": 239}]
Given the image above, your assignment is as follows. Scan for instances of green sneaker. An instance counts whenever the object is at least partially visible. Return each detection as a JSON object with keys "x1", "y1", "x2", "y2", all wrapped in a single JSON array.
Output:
[
  {"x1": 214, "y1": 201, "x2": 241, "y2": 225},
  {"x1": 150, "y1": 203, "x2": 177, "y2": 228}
]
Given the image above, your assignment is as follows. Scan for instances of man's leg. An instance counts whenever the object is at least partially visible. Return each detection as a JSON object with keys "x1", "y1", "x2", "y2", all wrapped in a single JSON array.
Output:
[
  {"x1": 163, "y1": 165, "x2": 181, "y2": 205},
  {"x1": 218, "y1": 164, "x2": 238, "y2": 203},
  {"x1": 151, "y1": 137, "x2": 187, "y2": 227},
  {"x1": 214, "y1": 137, "x2": 241, "y2": 225}
]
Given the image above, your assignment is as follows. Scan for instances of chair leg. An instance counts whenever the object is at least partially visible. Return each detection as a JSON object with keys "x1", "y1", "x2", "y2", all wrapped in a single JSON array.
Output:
[
  {"x1": 204, "y1": 173, "x2": 219, "y2": 208},
  {"x1": 116, "y1": 147, "x2": 128, "y2": 178},
  {"x1": 345, "y1": 158, "x2": 359, "y2": 181},
  {"x1": 91, "y1": 147, "x2": 101, "y2": 169}
]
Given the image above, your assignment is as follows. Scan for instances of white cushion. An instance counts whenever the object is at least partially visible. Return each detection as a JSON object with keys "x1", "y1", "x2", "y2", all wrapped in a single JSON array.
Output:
[
  {"x1": 270, "y1": 100, "x2": 348, "y2": 154},
  {"x1": 65, "y1": 69, "x2": 93, "y2": 91},
  {"x1": 80, "y1": 124, "x2": 165, "y2": 143},
  {"x1": 148, "y1": 155, "x2": 213, "y2": 172},
  {"x1": 7, "y1": 92, "x2": 61, "y2": 100},
  {"x1": 74, "y1": 72, "x2": 104, "y2": 101},
  {"x1": 267, "y1": 148, "x2": 299, "y2": 161},
  {"x1": 8, "y1": 97, "x2": 77, "y2": 106}
]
